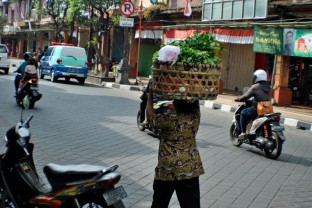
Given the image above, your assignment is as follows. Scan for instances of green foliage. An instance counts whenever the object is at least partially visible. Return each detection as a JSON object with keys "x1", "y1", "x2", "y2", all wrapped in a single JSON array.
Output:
[
  {"x1": 143, "y1": 2, "x2": 167, "y2": 19},
  {"x1": 87, "y1": 37, "x2": 98, "y2": 48},
  {"x1": 111, "y1": 14, "x2": 121, "y2": 26},
  {"x1": 153, "y1": 32, "x2": 223, "y2": 65},
  {"x1": 0, "y1": 12, "x2": 7, "y2": 30}
]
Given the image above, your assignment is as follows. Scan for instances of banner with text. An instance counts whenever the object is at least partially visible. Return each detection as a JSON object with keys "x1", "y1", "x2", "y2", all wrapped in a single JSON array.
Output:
[
  {"x1": 253, "y1": 26, "x2": 283, "y2": 54},
  {"x1": 254, "y1": 27, "x2": 312, "y2": 57}
]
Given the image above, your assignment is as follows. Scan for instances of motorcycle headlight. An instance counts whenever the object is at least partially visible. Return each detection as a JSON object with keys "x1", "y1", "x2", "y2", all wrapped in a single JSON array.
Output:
[{"x1": 4, "y1": 135, "x2": 8, "y2": 143}]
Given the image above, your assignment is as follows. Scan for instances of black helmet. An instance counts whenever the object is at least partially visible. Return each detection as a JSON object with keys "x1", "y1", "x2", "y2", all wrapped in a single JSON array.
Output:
[
  {"x1": 23, "y1": 52, "x2": 33, "y2": 61},
  {"x1": 27, "y1": 57, "x2": 35, "y2": 65}
]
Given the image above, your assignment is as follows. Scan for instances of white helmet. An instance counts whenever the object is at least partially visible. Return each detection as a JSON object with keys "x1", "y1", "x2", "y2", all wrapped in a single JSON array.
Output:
[{"x1": 253, "y1": 69, "x2": 267, "y2": 83}]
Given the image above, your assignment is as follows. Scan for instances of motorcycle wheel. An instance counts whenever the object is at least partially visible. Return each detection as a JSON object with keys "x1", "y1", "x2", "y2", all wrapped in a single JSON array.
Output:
[
  {"x1": 137, "y1": 111, "x2": 146, "y2": 131},
  {"x1": 264, "y1": 132, "x2": 282, "y2": 160},
  {"x1": 230, "y1": 123, "x2": 243, "y2": 147},
  {"x1": 0, "y1": 187, "x2": 16, "y2": 208}
]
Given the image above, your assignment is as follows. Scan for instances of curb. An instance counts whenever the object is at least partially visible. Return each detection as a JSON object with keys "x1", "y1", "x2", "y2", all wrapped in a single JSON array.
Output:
[{"x1": 98, "y1": 81, "x2": 312, "y2": 131}]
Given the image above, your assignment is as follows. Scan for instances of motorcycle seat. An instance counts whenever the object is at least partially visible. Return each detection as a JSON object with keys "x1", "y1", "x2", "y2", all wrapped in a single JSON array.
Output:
[{"x1": 43, "y1": 163, "x2": 108, "y2": 187}]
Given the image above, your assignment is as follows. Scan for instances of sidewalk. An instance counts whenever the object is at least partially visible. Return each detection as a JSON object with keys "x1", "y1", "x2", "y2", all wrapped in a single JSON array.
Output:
[{"x1": 98, "y1": 77, "x2": 312, "y2": 131}]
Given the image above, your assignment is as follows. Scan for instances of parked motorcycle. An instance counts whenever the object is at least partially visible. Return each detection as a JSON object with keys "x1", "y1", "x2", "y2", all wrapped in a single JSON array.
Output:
[
  {"x1": 0, "y1": 102, "x2": 127, "y2": 207},
  {"x1": 230, "y1": 100, "x2": 286, "y2": 159},
  {"x1": 136, "y1": 77, "x2": 173, "y2": 137},
  {"x1": 15, "y1": 77, "x2": 42, "y2": 108}
]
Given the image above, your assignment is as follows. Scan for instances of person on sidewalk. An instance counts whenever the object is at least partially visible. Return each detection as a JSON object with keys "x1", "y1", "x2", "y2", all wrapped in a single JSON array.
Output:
[
  {"x1": 146, "y1": 81, "x2": 204, "y2": 208},
  {"x1": 234, "y1": 69, "x2": 271, "y2": 140}
]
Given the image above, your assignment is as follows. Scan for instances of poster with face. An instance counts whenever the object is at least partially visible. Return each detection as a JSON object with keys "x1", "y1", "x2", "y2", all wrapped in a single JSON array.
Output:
[
  {"x1": 282, "y1": 29, "x2": 296, "y2": 56},
  {"x1": 294, "y1": 29, "x2": 312, "y2": 57}
]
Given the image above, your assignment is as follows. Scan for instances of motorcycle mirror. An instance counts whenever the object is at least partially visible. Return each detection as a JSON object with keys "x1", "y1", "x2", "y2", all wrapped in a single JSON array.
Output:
[{"x1": 12, "y1": 64, "x2": 16, "y2": 67}]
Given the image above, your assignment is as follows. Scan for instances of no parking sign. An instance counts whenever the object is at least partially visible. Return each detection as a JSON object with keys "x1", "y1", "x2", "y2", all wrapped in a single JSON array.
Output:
[{"x1": 120, "y1": 0, "x2": 135, "y2": 17}]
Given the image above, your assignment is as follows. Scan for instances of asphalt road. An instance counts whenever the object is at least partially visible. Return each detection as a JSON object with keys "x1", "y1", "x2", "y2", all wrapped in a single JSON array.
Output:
[{"x1": 1, "y1": 72, "x2": 312, "y2": 208}]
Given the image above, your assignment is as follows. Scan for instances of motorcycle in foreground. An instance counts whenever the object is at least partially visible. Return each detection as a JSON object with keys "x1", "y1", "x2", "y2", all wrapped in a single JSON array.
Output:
[
  {"x1": 230, "y1": 100, "x2": 286, "y2": 159},
  {"x1": 136, "y1": 77, "x2": 173, "y2": 137},
  {"x1": 0, "y1": 102, "x2": 127, "y2": 207},
  {"x1": 15, "y1": 77, "x2": 42, "y2": 108}
]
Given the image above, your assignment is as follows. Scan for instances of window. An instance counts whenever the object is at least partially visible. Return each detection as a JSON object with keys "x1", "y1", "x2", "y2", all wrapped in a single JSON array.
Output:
[
  {"x1": 61, "y1": 47, "x2": 86, "y2": 58},
  {"x1": 0, "y1": 46, "x2": 7, "y2": 53},
  {"x1": 202, "y1": 0, "x2": 267, "y2": 21}
]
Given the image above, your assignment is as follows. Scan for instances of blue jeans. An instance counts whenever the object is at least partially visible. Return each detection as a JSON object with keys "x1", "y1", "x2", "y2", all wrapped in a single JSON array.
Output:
[
  {"x1": 240, "y1": 107, "x2": 257, "y2": 133},
  {"x1": 14, "y1": 74, "x2": 22, "y2": 92}
]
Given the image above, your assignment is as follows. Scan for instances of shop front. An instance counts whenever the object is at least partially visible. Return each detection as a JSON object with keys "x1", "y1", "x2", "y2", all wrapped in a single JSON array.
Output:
[
  {"x1": 253, "y1": 26, "x2": 312, "y2": 107},
  {"x1": 289, "y1": 57, "x2": 312, "y2": 106}
]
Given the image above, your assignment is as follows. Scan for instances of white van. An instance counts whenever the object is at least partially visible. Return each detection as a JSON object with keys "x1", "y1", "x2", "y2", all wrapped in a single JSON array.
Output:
[{"x1": 0, "y1": 44, "x2": 10, "y2": 74}]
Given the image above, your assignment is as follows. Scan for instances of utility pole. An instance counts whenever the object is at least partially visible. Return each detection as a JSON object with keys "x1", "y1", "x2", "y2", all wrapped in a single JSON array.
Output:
[{"x1": 136, "y1": 1, "x2": 143, "y2": 79}]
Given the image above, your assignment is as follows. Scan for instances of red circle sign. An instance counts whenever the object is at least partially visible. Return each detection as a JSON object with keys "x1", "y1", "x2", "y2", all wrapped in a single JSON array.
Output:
[{"x1": 120, "y1": 0, "x2": 135, "y2": 16}]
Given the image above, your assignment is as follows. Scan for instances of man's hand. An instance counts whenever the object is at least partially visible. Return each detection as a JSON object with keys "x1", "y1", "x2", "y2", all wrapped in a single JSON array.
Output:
[
  {"x1": 148, "y1": 80, "x2": 153, "y2": 94},
  {"x1": 234, "y1": 98, "x2": 240, "y2": 102}
]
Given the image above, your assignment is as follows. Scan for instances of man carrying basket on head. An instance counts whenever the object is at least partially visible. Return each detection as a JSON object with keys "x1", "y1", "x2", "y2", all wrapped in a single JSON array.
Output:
[{"x1": 146, "y1": 81, "x2": 204, "y2": 208}]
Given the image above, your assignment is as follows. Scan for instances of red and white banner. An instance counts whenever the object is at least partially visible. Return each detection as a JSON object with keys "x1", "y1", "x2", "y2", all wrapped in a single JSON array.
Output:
[
  {"x1": 164, "y1": 29, "x2": 254, "y2": 44},
  {"x1": 213, "y1": 28, "x2": 254, "y2": 44},
  {"x1": 184, "y1": 0, "x2": 192, "y2": 17},
  {"x1": 165, "y1": 29, "x2": 210, "y2": 43}
]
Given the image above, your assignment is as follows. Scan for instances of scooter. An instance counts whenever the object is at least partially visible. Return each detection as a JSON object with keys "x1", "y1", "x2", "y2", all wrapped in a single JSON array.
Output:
[
  {"x1": 16, "y1": 77, "x2": 42, "y2": 108},
  {"x1": 0, "y1": 103, "x2": 127, "y2": 207},
  {"x1": 136, "y1": 77, "x2": 173, "y2": 137},
  {"x1": 230, "y1": 100, "x2": 286, "y2": 159}
]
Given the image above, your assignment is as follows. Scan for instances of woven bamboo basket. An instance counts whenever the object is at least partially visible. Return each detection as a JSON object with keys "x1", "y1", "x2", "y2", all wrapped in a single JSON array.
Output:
[{"x1": 152, "y1": 62, "x2": 221, "y2": 100}]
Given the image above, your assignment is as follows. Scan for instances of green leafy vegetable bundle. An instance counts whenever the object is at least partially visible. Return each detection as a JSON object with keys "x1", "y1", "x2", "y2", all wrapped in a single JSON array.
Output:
[{"x1": 153, "y1": 31, "x2": 223, "y2": 65}]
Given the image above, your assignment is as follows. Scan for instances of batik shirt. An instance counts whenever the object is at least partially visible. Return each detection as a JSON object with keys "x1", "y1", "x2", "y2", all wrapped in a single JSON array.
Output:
[{"x1": 151, "y1": 110, "x2": 205, "y2": 181}]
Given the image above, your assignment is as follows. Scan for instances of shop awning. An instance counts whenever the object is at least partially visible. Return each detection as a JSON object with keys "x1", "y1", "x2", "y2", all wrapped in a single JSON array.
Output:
[
  {"x1": 213, "y1": 28, "x2": 254, "y2": 44},
  {"x1": 164, "y1": 28, "x2": 254, "y2": 44},
  {"x1": 135, "y1": 23, "x2": 163, "y2": 39}
]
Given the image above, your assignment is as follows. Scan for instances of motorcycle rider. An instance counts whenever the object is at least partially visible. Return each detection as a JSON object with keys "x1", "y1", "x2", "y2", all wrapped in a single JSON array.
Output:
[
  {"x1": 141, "y1": 78, "x2": 152, "y2": 125},
  {"x1": 17, "y1": 57, "x2": 38, "y2": 93},
  {"x1": 234, "y1": 69, "x2": 271, "y2": 140},
  {"x1": 14, "y1": 52, "x2": 31, "y2": 92}
]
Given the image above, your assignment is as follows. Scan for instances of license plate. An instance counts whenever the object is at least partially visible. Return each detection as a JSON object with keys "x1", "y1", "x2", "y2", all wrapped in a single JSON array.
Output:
[
  {"x1": 103, "y1": 186, "x2": 127, "y2": 206},
  {"x1": 30, "y1": 87, "x2": 39, "y2": 90}
]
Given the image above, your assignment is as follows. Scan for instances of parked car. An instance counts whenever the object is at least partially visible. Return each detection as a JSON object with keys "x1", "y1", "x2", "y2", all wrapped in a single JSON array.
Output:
[
  {"x1": 39, "y1": 43, "x2": 88, "y2": 85},
  {"x1": 0, "y1": 44, "x2": 10, "y2": 74}
]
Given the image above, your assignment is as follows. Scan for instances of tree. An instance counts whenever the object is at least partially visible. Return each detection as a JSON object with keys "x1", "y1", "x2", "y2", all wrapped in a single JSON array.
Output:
[
  {"x1": 86, "y1": 0, "x2": 120, "y2": 77},
  {"x1": 0, "y1": 12, "x2": 7, "y2": 31},
  {"x1": 34, "y1": 0, "x2": 69, "y2": 42},
  {"x1": 35, "y1": 0, "x2": 119, "y2": 77}
]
